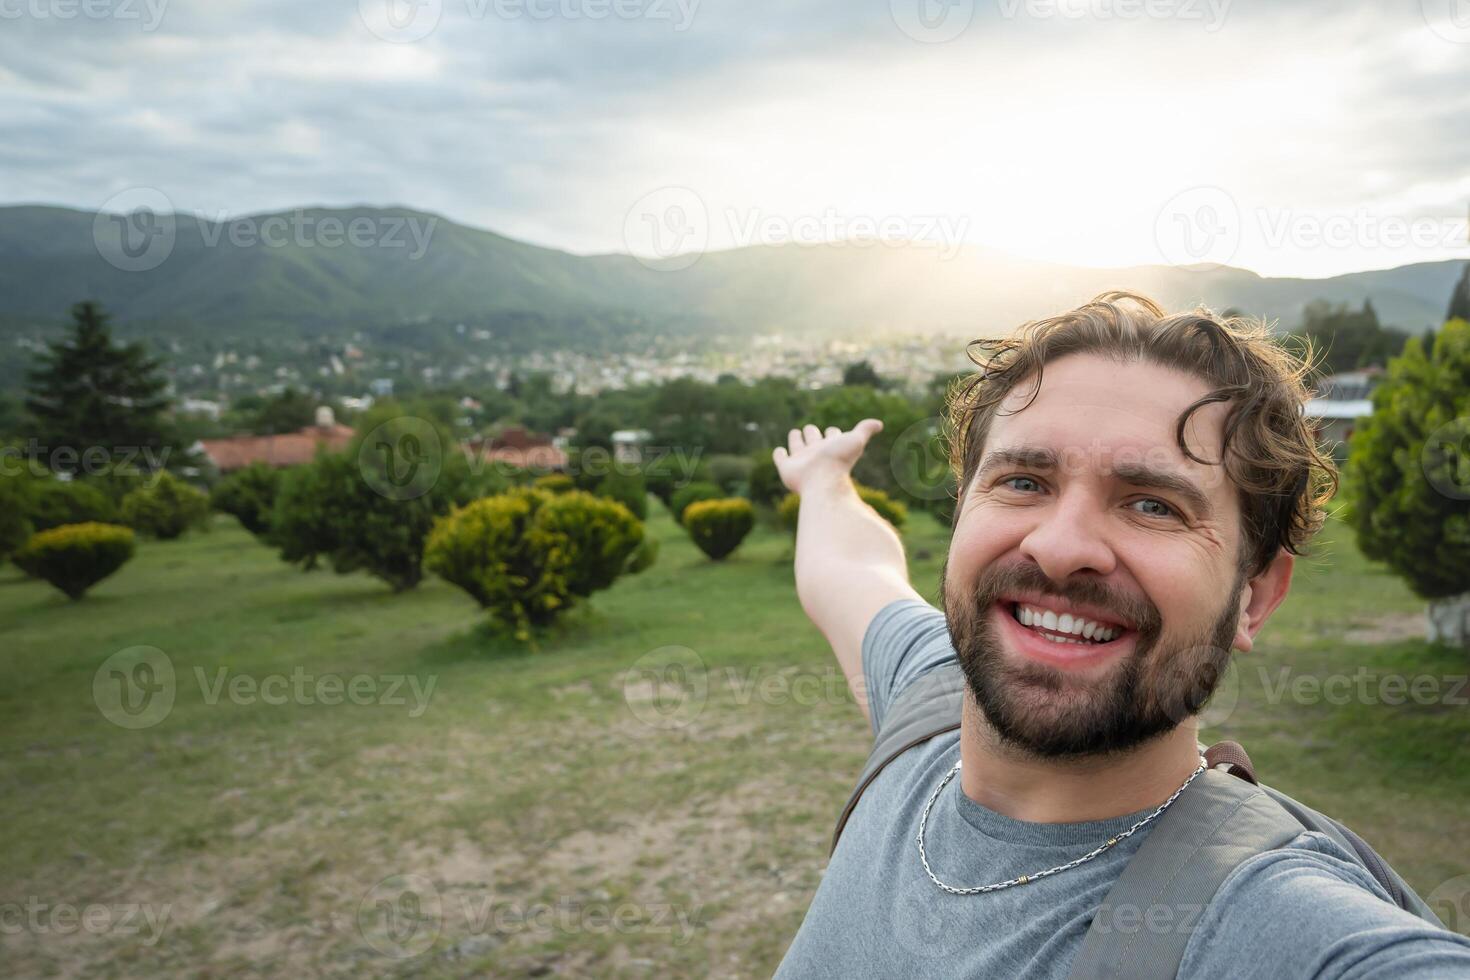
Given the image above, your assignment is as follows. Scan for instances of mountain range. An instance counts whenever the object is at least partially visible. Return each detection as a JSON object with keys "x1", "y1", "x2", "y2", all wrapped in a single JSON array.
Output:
[{"x1": 0, "y1": 205, "x2": 1463, "y2": 344}]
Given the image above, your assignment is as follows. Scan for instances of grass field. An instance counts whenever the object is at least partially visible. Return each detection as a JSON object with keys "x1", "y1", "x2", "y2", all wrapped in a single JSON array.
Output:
[{"x1": 1, "y1": 502, "x2": 1467, "y2": 977}]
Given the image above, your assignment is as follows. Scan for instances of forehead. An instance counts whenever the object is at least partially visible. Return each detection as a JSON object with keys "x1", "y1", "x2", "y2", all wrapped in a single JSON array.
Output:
[{"x1": 988, "y1": 352, "x2": 1234, "y2": 501}]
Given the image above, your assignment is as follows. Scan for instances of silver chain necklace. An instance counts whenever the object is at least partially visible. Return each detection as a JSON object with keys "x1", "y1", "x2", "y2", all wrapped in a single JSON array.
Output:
[{"x1": 916, "y1": 755, "x2": 1208, "y2": 895}]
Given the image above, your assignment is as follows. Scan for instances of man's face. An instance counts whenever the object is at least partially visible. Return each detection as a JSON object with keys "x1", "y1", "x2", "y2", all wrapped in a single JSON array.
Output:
[{"x1": 942, "y1": 352, "x2": 1253, "y2": 759}]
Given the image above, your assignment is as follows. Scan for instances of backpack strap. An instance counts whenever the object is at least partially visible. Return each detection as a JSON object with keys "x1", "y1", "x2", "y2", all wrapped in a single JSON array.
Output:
[
  {"x1": 1065, "y1": 768, "x2": 1306, "y2": 979},
  {"x1": 829, "y1": 663, "x2": 967, "y2": 857}
]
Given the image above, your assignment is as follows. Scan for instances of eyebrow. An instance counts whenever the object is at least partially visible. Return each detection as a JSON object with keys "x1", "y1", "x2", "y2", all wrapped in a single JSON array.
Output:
[{"x1": 977, "y1": 446, "x2": 1214, "y2": 520}]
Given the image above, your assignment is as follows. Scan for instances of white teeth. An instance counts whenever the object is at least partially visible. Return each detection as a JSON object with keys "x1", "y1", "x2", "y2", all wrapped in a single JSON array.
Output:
[{"x1": 1014, "y1": 602, "x2": 1122, "y2": 643}]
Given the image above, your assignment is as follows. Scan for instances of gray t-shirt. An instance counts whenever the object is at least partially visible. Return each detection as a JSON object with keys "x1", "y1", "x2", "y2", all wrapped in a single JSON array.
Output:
[{"x1": 775, "y1": 598, "x2": 1470, "y2": 979}]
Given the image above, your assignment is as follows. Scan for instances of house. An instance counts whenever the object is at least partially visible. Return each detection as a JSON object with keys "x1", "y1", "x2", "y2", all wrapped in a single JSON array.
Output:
[
  {"x1": 465, "y1": 425, "x2": 568, "y2": 472},
  {"x1": 198, "y1": 407, "x2": 356, "y2": 473},
  {"x1": 1304, "y1": 367, "x2": 1383, "y2": 448}
]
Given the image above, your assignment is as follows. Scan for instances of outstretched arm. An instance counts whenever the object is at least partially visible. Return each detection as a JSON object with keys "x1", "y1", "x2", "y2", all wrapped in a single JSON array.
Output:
[{"x1": 773, "y1": 420, "x2": 925, "y2": 724}]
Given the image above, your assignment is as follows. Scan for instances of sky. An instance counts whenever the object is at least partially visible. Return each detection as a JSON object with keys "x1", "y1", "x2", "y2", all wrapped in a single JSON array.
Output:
[{"x1": 2, "y1": 0, "x2": 1469, "y2": 278}]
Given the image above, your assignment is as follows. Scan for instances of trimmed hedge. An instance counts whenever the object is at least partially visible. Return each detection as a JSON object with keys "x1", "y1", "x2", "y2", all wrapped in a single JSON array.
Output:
[
  {"x1": 669, "y1": 482, "x2": 724, "y2": 525},
  {"x1": 684, "y1": 498, "x2": 755, "y2": 560},
  {"x1": 210, "y1": 463, "x2": 281, "y2": 537},
  {"x1": 12, "y1": 522, "x2": 135, "y2": 599},
  {"x1": 425, "y1": 488, "x2": 644, "y2": 640},
  {"x1": 777, "y1": 482, "x2": 908, "y2": 532},
  {"x1": 28, "y1": 480, "x2": 116, "y2": 532},
  {"x1": 120, "y1": 472, "x2": 211, "y2": 540},
  {"x1": 593, "y1": 471, "x2": 648, "y2": 521}
]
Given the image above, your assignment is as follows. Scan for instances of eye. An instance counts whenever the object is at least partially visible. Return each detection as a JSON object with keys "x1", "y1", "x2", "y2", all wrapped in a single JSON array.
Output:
[
  {"x1": 1130, "y1": 497, "x2": 1179, "y2": 519},
  {"x1": 1001, "y1": 475, "x2": 1044, "y2": 494}
]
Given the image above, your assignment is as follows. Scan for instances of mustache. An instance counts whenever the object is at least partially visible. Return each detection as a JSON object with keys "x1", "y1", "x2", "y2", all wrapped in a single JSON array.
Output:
[{"x1": 952, "y1": 559, "x2": 1163, "y2": 637}]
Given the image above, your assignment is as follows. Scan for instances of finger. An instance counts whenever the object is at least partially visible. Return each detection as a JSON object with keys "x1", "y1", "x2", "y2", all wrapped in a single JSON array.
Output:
[
  {"x1": 803, "y1": 423, "x2": 822, "y2": 444},
  {"x1": 772, "y1": 446, "x2": 788, "y2": 465},
  {"x1": 787, "y1": 428, "x2": 805, "y2": 454},
  {"x1": 855, "y1": 418, "x2": 884, "y2": 440},
  {"x1": 824, "y1": 426, "x2": 842, "y2": 438}
]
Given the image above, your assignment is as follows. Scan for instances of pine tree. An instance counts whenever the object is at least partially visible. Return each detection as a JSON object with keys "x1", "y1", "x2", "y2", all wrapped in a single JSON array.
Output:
[
  {"x1": 25, "y1": 301, "x2": 172, "y2": 473},
  {"x1": 1448, "y1": 263, "x2": 1470, "y2": 323}
]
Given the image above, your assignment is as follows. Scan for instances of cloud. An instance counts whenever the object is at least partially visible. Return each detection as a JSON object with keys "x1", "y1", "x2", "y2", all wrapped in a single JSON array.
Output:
[{"x1": 0, "y1": 0, "x2": 1465, "y2": 277}]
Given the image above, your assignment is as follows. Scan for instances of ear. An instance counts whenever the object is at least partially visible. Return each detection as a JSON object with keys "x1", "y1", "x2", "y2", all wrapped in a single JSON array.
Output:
[{"x1": 1232, "y1": 549, "x2": 1294, "y2": 655}]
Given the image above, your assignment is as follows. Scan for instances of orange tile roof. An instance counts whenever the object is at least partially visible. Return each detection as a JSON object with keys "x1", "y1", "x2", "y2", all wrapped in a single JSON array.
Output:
[{"x1": 200, "y1": 424, "x2": 356, "y2": 472}]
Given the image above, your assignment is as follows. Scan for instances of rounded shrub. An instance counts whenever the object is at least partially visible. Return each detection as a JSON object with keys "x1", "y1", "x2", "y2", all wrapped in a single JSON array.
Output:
[
  {"x1": 593, "y1": 471, "x2": 648, "y2": 521},
  {"x1": 534, "y1": 473, "x2": 576, "y2": 494},
  {"x1": 120, "y1": 471, "x2": 211, "y2": 540},
  {"x1": 210, "y1": 463, "x2": 281, "y2": 538},
  {"x1": 425, "y1": 488, "x2": 644, "y2": 641},
  {"x1": 27, "y1": 480, "x2": 116, "y2": 532},
  {"x1": 670, "y1": 481, "x2": 723, "y2": 525},
  {"x1": 12, "y1": 522, "x2": 135, "y2": 599},
  {"x1": 645, "y1": 454, "x2": 711, "y2": 506},
  {"x1": 777, "y1": 482, "x2": 908, "y2": 533},
  {"x1": 747, "y1": 454, "x2": 784, "y2": 506},
  {"x1": 706, "y1": 454, "x2": 753, "y2": 495},
  {"x1": 684, "y1": 498, "x2": 755, "y2": 560}
]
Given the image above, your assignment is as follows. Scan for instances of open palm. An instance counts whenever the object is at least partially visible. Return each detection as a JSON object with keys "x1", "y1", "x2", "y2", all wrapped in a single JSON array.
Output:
[{"x1": 771, "y1": 419, "x2": 883, "y2": 495}]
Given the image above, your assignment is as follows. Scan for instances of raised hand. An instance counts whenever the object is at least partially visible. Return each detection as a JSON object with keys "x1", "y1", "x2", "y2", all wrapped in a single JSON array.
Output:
[{"x1": 771, "y1": 419, "x2": 884, "y2": 496}]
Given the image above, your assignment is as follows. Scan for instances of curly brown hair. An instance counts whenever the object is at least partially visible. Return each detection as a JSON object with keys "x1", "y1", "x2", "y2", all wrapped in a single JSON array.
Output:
[{"x1": 945, "y1": 290, "x2": 1339, "y2": 579}]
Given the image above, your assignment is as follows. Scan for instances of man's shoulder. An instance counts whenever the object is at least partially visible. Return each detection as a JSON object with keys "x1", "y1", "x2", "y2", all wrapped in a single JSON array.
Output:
[{"x1": 1180, "y1": 830, "x2": 1470, "y2": 978}]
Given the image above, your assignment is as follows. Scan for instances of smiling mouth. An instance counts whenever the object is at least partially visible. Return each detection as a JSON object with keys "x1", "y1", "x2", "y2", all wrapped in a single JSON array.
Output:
[{"x1": 1004, "y1": 600, "x2": 1130, "y2": 647}]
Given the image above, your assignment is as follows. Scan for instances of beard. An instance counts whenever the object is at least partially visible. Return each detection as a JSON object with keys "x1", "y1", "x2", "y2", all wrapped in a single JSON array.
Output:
[{"x1": 942, "y1": 557, "x2": 1245, "y2": 760}]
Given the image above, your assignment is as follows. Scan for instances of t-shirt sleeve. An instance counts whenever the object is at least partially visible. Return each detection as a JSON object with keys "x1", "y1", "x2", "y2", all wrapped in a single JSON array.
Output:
[
  {"x1": 860, "y1": 597, "x2": 957, "y2": 737},
  {"x1": 1180, "y1": 830, "x2": 1470, "y2": 979}
]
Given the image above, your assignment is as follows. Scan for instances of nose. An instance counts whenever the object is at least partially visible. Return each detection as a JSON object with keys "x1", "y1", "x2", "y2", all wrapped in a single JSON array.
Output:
[{"x1": 1017, "y1": 490, "x2": 1117, "y2": 582}]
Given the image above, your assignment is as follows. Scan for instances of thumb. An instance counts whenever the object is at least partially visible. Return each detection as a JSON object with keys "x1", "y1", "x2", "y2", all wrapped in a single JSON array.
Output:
[{"x1": 852, "y1": 418, "x2": 884, "y2": 443}]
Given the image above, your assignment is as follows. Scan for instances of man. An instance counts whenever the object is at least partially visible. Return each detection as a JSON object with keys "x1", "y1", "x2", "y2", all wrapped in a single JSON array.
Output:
[{"x1": 771, "y1": 292, "x2": 1470, "y2": 978}]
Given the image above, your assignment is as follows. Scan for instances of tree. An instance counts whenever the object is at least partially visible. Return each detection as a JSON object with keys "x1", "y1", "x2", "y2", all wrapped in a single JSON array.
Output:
[
  {"x1": 1293, "y1": 299, "x2": 1410, "y2": 376},
  {"x1": 25, "y1": 302, "x2": 172, "y2": 474},
  {"x1": 248, "y1": 388, "x2": 318, "y2": 435},
  {"x1": 1448, "y1": 263, "x2": 1470, "y2": 324},
  {"x1": 1342, "y1": 316, "x2": 1470, "y2": 647},
  {"x1": 842, "y1": 360, "x2": 883, "y2": 388}
]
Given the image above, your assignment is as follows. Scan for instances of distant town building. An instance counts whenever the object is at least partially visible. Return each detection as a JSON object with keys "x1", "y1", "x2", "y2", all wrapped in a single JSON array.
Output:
[
  {"x1": 611, "y1": 429, "x2": 653, "y2": 465},
  {"x1": 1305, "y1": 367, "x2": 1384, "y2": 447},
  {"x1": 369, "y1": 378, "x2": 395, "y2": 398},
  {"x1": 198, "y1": 406, "x2": 355, "y2": 473},
  {"x1": 465, "y1": 425, "x2": 568, "y2": 471}
]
